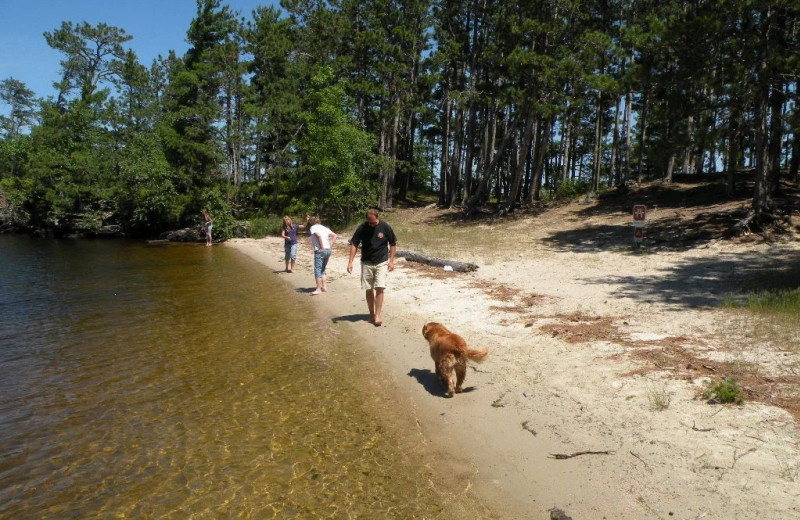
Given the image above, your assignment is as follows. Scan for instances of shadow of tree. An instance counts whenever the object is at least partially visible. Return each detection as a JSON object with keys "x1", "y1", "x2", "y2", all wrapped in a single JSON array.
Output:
[
  {"x1": 539, "y1": 211, "x2": 761, "y2": 253},
  {"x1": 579, "y1": 246, "x2": 800, "y2": 309},
  {"x1": 575, "y1": 177, "x2": 743, "y2": 219}
]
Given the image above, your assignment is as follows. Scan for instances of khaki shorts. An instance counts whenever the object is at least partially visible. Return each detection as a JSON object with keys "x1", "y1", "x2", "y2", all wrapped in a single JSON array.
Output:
[{"x1": 361, "y1": 261, "x2": 389, "y2": 290}]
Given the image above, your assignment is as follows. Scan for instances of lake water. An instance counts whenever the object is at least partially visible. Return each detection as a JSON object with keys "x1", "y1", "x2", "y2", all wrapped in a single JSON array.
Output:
[{"x1": 0, "y1": 236, "x2": 492, "y2": 519}]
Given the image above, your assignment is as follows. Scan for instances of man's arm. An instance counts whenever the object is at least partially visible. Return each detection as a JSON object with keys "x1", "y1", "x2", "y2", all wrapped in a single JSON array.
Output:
[{"x1": 347, "y1": 242, "x2": 358, "y2": 273}]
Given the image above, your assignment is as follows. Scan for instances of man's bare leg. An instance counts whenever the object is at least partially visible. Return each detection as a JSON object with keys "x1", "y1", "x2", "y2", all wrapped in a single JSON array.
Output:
[
  {"x1": 366, "y1": 289, "x2": 375, "y2": 322},
  {"x1": 373, "y1": 288, "x2": 385, "y2": 326}
]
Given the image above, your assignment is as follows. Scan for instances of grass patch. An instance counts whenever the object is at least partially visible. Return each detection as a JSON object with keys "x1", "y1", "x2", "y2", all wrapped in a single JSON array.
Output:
[
  {"x1": 388, "y1": 217, "x2": 507, "y2": 262},
  {"x1": 703, "y1": 377, "x2": 745, "y2": 405},
  {"x1": 647, "y1": 382, "x2": 672, "y2": 411},
  {"x1": 718, "y1": 307, "x2": 800, "y2": 355},
  {"x1": 246, "y1": 216, "x2": 284, "y2": 238},
  {"x1": 723, "y1": 288, "x2": 800, "y2": 315},
  {"x1": 775, "y1": 454, "x2": 800, "y2": 482}
]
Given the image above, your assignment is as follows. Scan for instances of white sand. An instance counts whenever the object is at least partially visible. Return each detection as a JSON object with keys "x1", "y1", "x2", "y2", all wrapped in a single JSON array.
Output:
[{"x1": 227, "y1": 217, "x2": 800, "y2": 519}]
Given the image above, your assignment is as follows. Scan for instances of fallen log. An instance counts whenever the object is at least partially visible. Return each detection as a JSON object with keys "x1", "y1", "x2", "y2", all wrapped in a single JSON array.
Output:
[{"x1": 396, "y1": 250, "x2": 479, "y2": 272}]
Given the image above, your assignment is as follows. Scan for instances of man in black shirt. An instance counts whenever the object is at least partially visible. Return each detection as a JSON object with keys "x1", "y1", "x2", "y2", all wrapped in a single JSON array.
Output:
[{"x1": 347, "y1": 208, "x2": 397, "y2": 326}]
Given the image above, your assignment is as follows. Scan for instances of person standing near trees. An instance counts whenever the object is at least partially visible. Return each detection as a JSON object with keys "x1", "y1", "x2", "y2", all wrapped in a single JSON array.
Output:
[
  {"x1": 280, "y1": 214, "x2": 310, "y2": 273},
  {"x1": 308, "y1": 216, "x2": 338, "y2": 296},
  {"x1": 347, "y1": 209, "x2": 397, "y2": 327},
  {"x1": 202, "y1": 209, "x2": 213, "y2": 247}
]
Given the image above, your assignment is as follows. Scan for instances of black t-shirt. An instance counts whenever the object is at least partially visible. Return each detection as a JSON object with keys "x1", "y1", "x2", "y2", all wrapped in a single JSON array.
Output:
[{"x1": 350, "y1": 221, "x2": 397, "y2": 264}]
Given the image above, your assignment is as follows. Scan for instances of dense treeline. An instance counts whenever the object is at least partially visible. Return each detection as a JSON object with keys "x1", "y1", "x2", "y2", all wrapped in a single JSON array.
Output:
[{"x1": 1, "y1": 0, "x2": 799, "y2": 238}]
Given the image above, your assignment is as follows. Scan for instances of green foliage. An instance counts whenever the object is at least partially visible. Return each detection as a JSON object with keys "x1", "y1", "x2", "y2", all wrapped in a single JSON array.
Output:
[
  {"x1": 703, "y1": 377, "x2": 745, "y2": 405},
  {"x1": 246, "y1": 215, "x2": 284, "y2": 238},
  {"x1": 43, "y1": 21, "x2": 132, "y2": 103},
  {"x1": 5, "y1": 0, "x2": 800, "y2": 235},
  {"x1": 553, "y1": 178, "x2": 591, "y2": 200},
  {"x1": 160, "y1": 1, "x2": 236, "y2": 183},
  {"x1": 0, "y1": 78, "x2": 37, "y2": 137},
  {"x1": 296, "y1": 67, "x2": 379, "y2": 221},
  {"x1": 0, "y1": 133, "x2": 31, "y2": 178},
  {"x1": 196, "y1": 186, "x2": 236, "y2": 240},
  {"x1": 117, "y1": 132, "x2": 180, "y2": 233},
  {"x1": 23, "y1": 99, "x2": 118, "y2": 230},
  {"x1": 0, "y1": 176, "x2": 34, "y2": 228}
]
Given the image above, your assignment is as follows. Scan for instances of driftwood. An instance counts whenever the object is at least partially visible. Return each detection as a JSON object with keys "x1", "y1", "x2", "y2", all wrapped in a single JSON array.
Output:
[
  {"x1": 548, "y1": 450, "x2": 614, "y2": 460},
  {"x1": 396, "y1": 250, "x2": 479, "y2": 272}
]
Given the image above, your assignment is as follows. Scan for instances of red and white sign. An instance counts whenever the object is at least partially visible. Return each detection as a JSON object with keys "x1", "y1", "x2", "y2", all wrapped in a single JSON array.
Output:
[
  {"x1": 633, "y1": 205, "x2": 647, "y2": 226},
  {"x1": 633, "y1": 226, "x2": 644, "y2": 243}
]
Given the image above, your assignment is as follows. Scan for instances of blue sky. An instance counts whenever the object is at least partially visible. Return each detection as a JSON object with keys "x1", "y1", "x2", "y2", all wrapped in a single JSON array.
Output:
[{"x1": 0, "y1": 0, "x2": 280, "y2": 102}]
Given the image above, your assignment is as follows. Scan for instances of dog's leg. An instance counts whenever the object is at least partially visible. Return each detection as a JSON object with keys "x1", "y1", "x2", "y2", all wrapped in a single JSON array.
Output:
[
  {"x1": 442, "y1": 356, "x2": 456, "y2": 397},
  {"x1": 454, "y1": 358, "x2": 467, "y2": 393},
  {"x1": 443, "y1": 373, "x2": 455, "y2": 397}
]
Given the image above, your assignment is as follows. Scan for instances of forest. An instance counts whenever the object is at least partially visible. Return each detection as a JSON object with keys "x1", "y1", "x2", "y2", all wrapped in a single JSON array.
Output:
[{"x1": 1, "y1": 0, "x2": 799, "y2": 238}]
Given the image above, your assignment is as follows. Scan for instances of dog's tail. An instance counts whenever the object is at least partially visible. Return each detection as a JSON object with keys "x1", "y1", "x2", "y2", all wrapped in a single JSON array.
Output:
[{"x1": 465, "y1": 347, "x2": 489, "y2": 363}]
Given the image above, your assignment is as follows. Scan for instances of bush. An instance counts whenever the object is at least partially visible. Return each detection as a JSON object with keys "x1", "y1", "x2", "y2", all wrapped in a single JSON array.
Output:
[
  {"x1": 196, "y1": 187, "x2": 235, "y2": 240},
  {"x1": 553, "y1": 178, "x2": 591, "y2": 200},
  {"x1": 247, "y1": 216, "x2": 284, "y2": 238},
  {"x1": 703, "y1": 377, "x2": 745, "y2": 404}
]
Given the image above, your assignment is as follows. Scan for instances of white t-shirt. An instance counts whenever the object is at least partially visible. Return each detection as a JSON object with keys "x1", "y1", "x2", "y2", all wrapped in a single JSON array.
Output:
[{"x1": 309, "y1": 223, "x2": 334, "y2": 251}]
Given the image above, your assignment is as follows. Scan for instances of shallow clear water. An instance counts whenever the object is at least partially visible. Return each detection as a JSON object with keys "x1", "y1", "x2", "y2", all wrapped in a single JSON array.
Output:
[{"x1": 0, "y1": 236, "x2": 489, "y2": 519}]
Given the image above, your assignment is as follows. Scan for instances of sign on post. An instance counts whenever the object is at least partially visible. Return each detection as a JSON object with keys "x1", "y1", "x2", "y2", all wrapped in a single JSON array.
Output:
[{"x1": 632, "y1": 204, "x2": 646, "y2": 244}]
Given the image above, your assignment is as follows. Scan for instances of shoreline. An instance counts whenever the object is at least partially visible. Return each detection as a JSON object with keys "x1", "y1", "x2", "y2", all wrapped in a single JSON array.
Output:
[
  {"x1": 229, "y1": 237, "x2": 547, "y2": 518},
  {"x1": 227, "y1": 233, "x2": 800, "y2": 520}
]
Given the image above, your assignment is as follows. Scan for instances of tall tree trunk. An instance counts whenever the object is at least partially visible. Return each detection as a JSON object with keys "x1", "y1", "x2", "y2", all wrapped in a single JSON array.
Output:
[
  {"x1": 753, "y1": 92, "x2": 773, "y2": 219},
  {"x1": 438, "y1": 94, "x2": 451, "y2": 206},
  {"x1": 725, "y1": 106, "x2": 742, "y2": 196},
  {"x1": 624, "y1": 90, "x2": 632, "y2": 183},
  {"x1": 591, "y1": 94, "x2": 603, "y2": 193},
  {"x1": 790, "y1": 129, "x2": 800, "y2": 182},
  {"x1": 505, "y1": 112, "x2": 535, "y2": 212},
  {"x1": 767, "y1": 79, "x2": 785, "y2": 196},
  {"x1": 461, "y1": 102, "x2": 477, "y2": 202},
  {"x1": 531, "y1": 117, "x2": 552, "y2": 202},
  {"x1": 385, "y1": 97, "x2": 401, "y2": 209},
  {"x1": 665, "y1": 154, "x2": 676, "y2": 183},
  {"x1": 752, "y1": 5, "x2": 779, "y2": 223},
  {"x1": 254, "y1": 115, "x2": 263, "y2": 184},
  {"x1": 611, "y1": 93, "x2": 621, "y2": 186},
  {"x1": 561, "y1": 114, "x2": 571, "y2": 182},
  {"x1": 682, "y1": 115, "x2": 694, "y2": 175},
  {"x1": 464, "y1": 110, "x2": 521, "y2": 215},
  {"x1": 637, "y1": 93, "x2": 649, "y2": 183},
  {"x1": 225, "y1": 86, "x2": 234, "y2": 186},
  {"x1": 448, "y1": 107, "x2": 464, "y2": 207}
]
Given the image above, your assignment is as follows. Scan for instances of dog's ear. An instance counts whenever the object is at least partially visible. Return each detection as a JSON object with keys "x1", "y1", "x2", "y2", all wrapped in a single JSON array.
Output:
[{"x1": 422, "y1": 323, "x2": 429, "y2": 336}]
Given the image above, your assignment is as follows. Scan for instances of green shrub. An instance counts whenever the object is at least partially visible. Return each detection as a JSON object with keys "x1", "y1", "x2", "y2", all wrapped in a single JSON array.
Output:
[
  {"x1": 553, "y1": 178, "x2": 591, "y2": 200},
  {"x1": 247, "y1": 216, "x2": 284, "y2": 238},
  {"x1": 703, "y1": 377, "x2": 745, "y2": 405}
]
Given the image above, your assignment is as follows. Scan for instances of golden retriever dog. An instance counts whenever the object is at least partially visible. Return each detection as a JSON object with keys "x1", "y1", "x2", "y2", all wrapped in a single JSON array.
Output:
[{"x1": 422, "y1": 322, "x2": 489, "y2": 397}]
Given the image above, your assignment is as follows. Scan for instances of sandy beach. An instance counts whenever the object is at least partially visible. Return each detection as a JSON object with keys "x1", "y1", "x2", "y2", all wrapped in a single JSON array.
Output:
[{"x1": 227, "y1": 204, "x2": 800, "y2": 519}]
